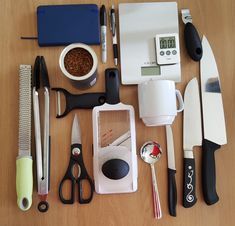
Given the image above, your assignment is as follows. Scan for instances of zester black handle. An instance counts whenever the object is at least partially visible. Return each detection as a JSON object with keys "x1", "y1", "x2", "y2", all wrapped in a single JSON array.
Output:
[
  {"x1": 168, "y1": 168, "x2": 177, "y2": 216},
  {"x1": 183, "y1": 158, "x2": 197, "y2": 208},
  {"x1": 202, "y1": 139, "x2": 220, "y2": 205},
  {"x1": 105, "y1": 68, "x2": 120, "y2": 104},
  {"x1": 184, "y1": 23, "x2": 202, "y2": 61}
]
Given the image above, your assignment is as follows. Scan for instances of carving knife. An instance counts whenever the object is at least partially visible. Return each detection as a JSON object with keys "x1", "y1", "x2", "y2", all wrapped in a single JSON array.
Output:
[
  {"x1": 200, "y1": 36, "x2": 227, "y2": 205},
  {"x1": 166, "y1": 125, "x2": 177, "y2": 216},
  {"x1": 183, "y1": 78, "x2": 202, "y2": 208}
]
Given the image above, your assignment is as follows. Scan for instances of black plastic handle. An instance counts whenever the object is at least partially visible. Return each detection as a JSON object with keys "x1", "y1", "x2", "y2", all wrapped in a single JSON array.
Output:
[
  {"x1": 105, "y1": 68, "x2": 120, "y2": 104},
  {"x1": 184, "y1": 23, "x2": 203, "y2": 61},
  {"x1": 202, "y1": 139, "x2": 220, "y2": 205},
  {"x1": 59, "y1": 144, "x2": 94, "y2": 204},
  {"x1": 78, "y1": 177, "x2": 94, "y2": 204},
  {"x1": 33, "y1": 56, "x2": 40, "y2": 89},
  {"x1": 168, "y1": 168, "x2": 177, "y2": 216},
  {"x1": 40, "y1": 56, "x2": 50, "y2": 88},
  {"x1": 59, "y1": 176, "x2": 76, "y2": 204},
  {"x1": 33, "y1": 56, "x2": 50, "y2": 89},
  {"x1": 183, "y1": 158, "x2": 197, "y2": 208}
]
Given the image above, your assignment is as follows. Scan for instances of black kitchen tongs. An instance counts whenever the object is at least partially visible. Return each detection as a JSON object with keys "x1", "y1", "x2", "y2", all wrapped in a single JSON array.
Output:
[{"x1": 32, "y1": 56, "x2": 51, "y2": 212}]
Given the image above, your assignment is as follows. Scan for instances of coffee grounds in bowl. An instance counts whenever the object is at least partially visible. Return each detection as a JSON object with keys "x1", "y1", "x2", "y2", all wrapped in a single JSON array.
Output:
[{"x1": 64, "y1": 48, "x2": 93, "y2": 77}]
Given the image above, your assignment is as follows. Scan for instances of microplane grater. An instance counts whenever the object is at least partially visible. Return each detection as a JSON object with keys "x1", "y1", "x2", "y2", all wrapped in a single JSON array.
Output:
[{"x1": 18, "y1": 65, "x2": 32, "y2": 156}]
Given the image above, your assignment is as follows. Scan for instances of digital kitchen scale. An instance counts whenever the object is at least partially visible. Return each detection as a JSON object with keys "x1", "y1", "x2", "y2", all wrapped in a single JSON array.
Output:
[{"x1": 119, "y1": 2, "x2": 181, "y2": 84}]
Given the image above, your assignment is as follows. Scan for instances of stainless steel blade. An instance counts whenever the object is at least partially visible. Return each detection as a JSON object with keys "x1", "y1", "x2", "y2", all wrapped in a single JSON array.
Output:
[
  {"x1": 200, "y1": 36, "x2": 227, "y2": 145},
  {"x1": 42, "y1": 87, "x2": 50, "y2": 195},
  {"x1": 183, "y1": 78, "x2": 202, "y2": 157},
  {"x1": 18, "y1": 65, "x2": 32, "y2": 157},
  {"x1": 71, "y1": 114, "x2": 82, "y2": 145},
  {"x1": 166, "y1": 125, "x2": 176, "y2": 170}
]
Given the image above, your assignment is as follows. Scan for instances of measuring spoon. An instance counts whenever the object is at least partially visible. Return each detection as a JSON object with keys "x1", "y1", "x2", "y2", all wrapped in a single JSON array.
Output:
[{"x1": 140, "y1": 141, "x2": 163, "y2": 219}]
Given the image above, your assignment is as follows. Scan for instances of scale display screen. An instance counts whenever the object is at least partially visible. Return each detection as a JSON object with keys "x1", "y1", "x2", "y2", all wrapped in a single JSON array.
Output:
[
  {"x1": 160, "y1": 36, "x2": 176, "y2": 49},
  {"x1": 141, "y1": 66, "x2": 161, "y2": 76}
]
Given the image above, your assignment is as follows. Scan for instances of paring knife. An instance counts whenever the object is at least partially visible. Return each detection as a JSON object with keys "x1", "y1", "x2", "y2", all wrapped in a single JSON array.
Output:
[
  {"x1": 166, "y1": 125, "x2": 177, "y2": 216},
  {"x1": 200, "y1": 36, "x2": 227, "y2": 205},
  {"x1": 183, "y1": 78, "x2": 202, "y2": 208}
]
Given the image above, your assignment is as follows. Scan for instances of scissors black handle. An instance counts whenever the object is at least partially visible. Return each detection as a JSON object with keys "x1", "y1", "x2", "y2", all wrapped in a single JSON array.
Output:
[
  {"x1": 59, "y1": 144, "x2": 94, "y2": 204},
  {"x1": 77, "y1": 172, "x2": 94, "y2": 204}
]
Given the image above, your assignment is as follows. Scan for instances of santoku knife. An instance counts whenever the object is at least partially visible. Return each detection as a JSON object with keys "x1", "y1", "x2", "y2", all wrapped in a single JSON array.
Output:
[
  {"x1": 183, "y1": 78, "x2": 202, "y2": 208},
  {"x1": 200, "y1": 36, "x2": 227, "y2": 205}
]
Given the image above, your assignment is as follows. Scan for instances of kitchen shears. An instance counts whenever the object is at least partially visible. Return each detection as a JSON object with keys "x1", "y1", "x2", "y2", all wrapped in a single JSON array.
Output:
[{"x1": 59, "y1": 114, "x2": 94, "y2": 204}]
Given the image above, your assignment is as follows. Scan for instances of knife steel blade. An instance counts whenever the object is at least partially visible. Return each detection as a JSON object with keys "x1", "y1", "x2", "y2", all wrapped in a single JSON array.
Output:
[
  {"x1": 200, "y1": 36, "x2": 227, "y2": 205},
  {"x1": 183, "y1": 77, "x2": 202, "y2": 208}
]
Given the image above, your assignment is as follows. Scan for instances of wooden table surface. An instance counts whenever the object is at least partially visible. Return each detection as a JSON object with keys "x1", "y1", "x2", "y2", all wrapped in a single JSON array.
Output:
[{"x1": 0, "y1": 0, "x2": 234, "y2": 225}]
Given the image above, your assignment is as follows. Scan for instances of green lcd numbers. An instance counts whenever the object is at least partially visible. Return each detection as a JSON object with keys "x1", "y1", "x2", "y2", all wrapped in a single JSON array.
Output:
[{"x1": 160, "y1": 37, "x2": 176, "y2": 49}]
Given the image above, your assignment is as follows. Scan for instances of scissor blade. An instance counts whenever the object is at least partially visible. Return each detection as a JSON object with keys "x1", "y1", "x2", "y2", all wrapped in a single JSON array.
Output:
[{"x1": 71, "y1": 114, "x2": 82, "y2": 145}]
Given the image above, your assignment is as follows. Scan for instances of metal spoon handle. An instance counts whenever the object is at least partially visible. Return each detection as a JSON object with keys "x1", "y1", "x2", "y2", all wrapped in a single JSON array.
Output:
[{"x1": 150, "y1": 164, "x2": 162, "y2": 219}]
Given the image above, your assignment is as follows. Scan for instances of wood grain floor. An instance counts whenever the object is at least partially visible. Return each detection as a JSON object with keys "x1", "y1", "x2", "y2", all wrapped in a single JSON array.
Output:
[{"x1": 0, "y1": 0, "x2": 234, "y2": 225}]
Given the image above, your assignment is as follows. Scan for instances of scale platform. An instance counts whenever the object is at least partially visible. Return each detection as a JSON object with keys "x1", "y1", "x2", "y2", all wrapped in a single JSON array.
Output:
[{"x1": 119, "y1": 2, "x2": 181, "y2": 85}]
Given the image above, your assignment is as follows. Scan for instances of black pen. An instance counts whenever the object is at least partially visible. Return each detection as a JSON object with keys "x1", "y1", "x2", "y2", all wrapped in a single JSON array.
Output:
[
  {"x1": 110, "y1": 5, "x2": 118, "y2": 66},
  {"x1": 100, "y1": 5, "x2": 107, "y2": 63}
]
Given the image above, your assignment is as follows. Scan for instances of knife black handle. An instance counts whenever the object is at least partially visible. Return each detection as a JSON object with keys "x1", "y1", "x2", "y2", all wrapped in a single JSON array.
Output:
[
  {"x1": 202, "y1": 139, "x2": 220, "y2": 205},
  {"x1": 183, "y1": 158, "x2": 197, "y2": 208},
  {"x1": 184, "y1": 23, "x2": 203, "y2": 61},
  {"x1": 168, "y1": 168, "x2": 177, "y2": 216}
]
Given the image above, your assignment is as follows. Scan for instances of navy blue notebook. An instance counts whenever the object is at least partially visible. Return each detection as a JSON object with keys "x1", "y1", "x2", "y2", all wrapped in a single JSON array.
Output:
[{"x1": 37, "y1": 4, "x2": 100, "y2": 46}]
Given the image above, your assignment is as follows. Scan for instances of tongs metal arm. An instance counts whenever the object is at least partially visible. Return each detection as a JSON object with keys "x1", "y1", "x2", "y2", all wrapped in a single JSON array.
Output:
[
  {"x1": 33, "y1": 87, "x2": 43, "y2": 183},
  {"x1": 42, "y1": 87, "x2": 50, "y2": 192}
]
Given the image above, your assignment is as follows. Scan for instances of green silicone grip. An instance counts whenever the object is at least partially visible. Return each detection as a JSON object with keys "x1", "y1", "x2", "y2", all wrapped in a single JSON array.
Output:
[{"x1": 16, "y1": 157, "x2": 33, "y2": 211}]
